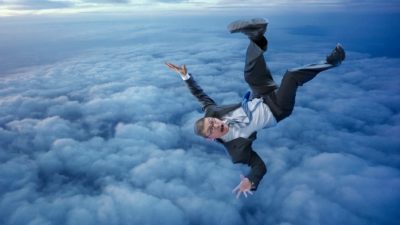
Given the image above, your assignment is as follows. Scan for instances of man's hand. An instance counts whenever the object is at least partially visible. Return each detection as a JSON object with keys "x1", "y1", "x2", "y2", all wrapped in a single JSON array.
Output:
[
  {"x1": 232, "y1": 175, "x2": 253, "y2": 199},
  {"x1": 165, "y1": 62, "x2": 187, "y2": 78}
]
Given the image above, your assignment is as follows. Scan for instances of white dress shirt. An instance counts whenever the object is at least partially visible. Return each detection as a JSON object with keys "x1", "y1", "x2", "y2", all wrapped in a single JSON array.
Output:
[
  {"x1": 220, "y1": 98, "x2": 276, "y2": 142},
  {"x1": 181, "y1": 73, "x2": 277, "y2": 141}
]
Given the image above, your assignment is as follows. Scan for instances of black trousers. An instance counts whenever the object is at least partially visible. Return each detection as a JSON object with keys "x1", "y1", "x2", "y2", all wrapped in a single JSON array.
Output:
[{"x1": 244, "y1": 41, "x2": 336, "y2": 122}]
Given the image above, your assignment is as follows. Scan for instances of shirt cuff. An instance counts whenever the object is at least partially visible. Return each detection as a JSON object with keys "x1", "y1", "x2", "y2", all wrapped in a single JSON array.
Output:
[{"x1": 181, "y1": 73, "x2": 191, "y2": 81}]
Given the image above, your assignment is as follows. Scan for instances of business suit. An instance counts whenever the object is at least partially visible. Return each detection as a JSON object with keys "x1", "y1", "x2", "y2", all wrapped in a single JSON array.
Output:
[
  {"x1": 185, "y1": 76, "x2": 266, "y2": 190},
  {"x1": 183, "y1": 39, "x2": 340, "y2": 191}
]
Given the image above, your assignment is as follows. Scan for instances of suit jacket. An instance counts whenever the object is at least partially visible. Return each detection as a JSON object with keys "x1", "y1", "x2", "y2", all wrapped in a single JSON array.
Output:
[{"x1": 185, "y1": 75, "x2": 267, "y2": 191}]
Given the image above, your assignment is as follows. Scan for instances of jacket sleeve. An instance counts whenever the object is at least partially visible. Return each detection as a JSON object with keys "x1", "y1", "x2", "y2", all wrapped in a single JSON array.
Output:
[
  {"x1": 245, "y1": 149, "x2": 267, "y2": 191},
  {"x1": 184, "y1": 75, "x2": 216, "y2": 112}
]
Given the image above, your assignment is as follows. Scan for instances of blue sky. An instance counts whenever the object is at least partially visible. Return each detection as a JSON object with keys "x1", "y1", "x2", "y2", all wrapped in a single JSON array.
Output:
[
  {"x1": 1, "y1": 0, "x2": 400, "y2": 15},
  {"x1": 0, "y1": 2, "x2": 400, "y2": 225}
]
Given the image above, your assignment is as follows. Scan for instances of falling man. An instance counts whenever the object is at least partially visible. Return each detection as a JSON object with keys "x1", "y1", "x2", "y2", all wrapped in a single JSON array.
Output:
[{"x1": 165, "y1": 18, "x2": 345, "y2": 199}]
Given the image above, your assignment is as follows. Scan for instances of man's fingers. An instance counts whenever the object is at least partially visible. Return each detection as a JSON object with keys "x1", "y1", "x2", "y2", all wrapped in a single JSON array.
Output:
[
  {"x1": 165, "y1": 62, "x2": 179, "y2": 70},
  {"x1": 165, "y1": 63, "x2": 176, "y2": 71},
  {"x1": 245, "y1": 190, "x2": 253, "y2": 196},
  {"x1": 165, "y1": 62, "x2": 175, "y2": 67},
  {"x1": 166, "y1": 63, "x2": 186, "y2": 75},
  {"x1": 236, "y1": 190, "x2": 241, "y2": 199},
  {"x1": 232, "y1": 184, "x2": 240, "y2": 193},
  {"x1": 233, "y1": 188, "x2": 253, "y2": 199}
]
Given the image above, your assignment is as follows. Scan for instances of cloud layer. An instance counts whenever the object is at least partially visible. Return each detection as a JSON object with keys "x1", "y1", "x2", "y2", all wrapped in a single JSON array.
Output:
[{"x1": 0, "y1": 14, "x2": 399, "y2": 225}]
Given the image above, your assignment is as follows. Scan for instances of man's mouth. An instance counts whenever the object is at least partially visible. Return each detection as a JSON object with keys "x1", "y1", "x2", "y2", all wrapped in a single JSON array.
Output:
[{"x1": 221, "y1": 124, "x2": 224, "y2": 132}]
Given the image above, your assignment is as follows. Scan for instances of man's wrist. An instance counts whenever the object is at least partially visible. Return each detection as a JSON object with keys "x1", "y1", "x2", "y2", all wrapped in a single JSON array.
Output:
[
  {"x1": 181, "y1": 73, "x2": 191, "y2": 81},
  {"x1": 246, "y1": 177, "x2": 256, "y2": 190}
]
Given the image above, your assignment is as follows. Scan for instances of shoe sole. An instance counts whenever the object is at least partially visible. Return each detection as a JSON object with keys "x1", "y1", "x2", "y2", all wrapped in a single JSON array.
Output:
[{"x1": 228, "y1": 18, "x2": 269, "y2": 33}]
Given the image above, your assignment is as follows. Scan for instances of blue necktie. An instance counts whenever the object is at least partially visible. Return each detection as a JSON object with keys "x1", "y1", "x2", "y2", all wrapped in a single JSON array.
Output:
[
  {"x1": 241, "y1": 91, "x2": 253, "y2": 121},
  {"x1": 226, "y1": 91, "x2": 260, "y2": 128}
]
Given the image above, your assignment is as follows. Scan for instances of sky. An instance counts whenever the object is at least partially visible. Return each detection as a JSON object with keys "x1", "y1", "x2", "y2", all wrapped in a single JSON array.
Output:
[
  {"x1": 1, "y1": 0, "x2": 400, "y2": 15},
  {"x1": 0, "y1": 1, "x2": 400, "y2": 225}
]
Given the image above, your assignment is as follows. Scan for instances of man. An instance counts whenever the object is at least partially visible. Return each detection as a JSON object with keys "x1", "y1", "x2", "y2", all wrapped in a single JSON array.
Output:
[{"x1": 165, "y1": 18, "x2": 345, "y2": 199}]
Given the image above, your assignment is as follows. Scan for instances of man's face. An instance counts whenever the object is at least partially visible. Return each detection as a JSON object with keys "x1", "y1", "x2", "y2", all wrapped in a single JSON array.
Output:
[{"x1": 202, "y1": 117, "x2": 229, "y2": 139}]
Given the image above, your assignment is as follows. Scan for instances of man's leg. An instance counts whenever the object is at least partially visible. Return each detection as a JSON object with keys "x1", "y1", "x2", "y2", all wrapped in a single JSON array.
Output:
[
  {"x1": 244, "y1": 38, "x2": 278, "y2": 98},
  {"x1": 228, "y1": 18, "x2": 278, "y2": 98},
  {"x1": 274, "y1": 44, "x2": 346, "y2": 121}
]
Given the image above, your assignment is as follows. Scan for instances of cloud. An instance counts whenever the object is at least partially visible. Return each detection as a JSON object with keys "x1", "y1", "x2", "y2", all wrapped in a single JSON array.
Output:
[
  {"x1": 1, "y1": 0, "x2": 399, "y2": 14},
  {"x1": 0, "y1": 13, "x2": 399, "y2": 225},
  {"x1": 1, "y1": 0, "x2": 74, "y2": 10},
  {"x1": 0, "y1": 0, "x2": 185, "y2": 10},
  {"x1": 83, "y1": 0, "x2": 130, "y2": 3}
]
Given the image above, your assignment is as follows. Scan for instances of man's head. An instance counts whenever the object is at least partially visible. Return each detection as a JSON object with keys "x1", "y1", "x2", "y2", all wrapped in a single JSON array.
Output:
[{"x1": 194, "y1": 117, "x2": 229, "y2": 139}]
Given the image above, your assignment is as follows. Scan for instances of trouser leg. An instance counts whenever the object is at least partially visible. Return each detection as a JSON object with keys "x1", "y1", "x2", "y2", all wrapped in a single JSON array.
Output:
[
  {"x1": 244, "y1": 40, "x2": 277, "y2": 98},
  {"x1": 274, "y1": 62, "x2": 336, "y2": 121}
]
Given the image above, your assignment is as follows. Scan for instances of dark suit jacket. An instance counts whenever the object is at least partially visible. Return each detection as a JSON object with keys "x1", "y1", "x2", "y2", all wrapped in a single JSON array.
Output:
[{"x1": 185, "y1": 75, "x2": 267, "y2": 191}]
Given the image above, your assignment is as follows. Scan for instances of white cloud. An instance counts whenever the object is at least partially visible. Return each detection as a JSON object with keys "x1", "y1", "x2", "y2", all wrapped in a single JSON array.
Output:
[
  {"x1": 1, "y1": 0, "x2": 399, "y2": 16},
  {"x1": 0, "y1": 13, "x2": 399, "y2": 225},
  {"x1": 1, "y1": 0, "x2": 74, "y2": 10}
]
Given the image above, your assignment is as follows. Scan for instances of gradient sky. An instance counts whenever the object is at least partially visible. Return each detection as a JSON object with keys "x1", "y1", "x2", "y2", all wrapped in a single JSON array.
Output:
[
  {"x1": 1, "y1": 0, "x2": 400, "y2": 16},
  {"x1": 0, "y1": 1, "x2": 400, "y2": 225}
]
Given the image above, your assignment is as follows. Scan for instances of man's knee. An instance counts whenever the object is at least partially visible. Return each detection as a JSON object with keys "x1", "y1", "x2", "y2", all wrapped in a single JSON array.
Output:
[
  {"x1": 282, "y1": 70, "x2": 301, "y2": 85},
  {"x1": 275, "y1": 110, "x2": 292, "y2": 122}
]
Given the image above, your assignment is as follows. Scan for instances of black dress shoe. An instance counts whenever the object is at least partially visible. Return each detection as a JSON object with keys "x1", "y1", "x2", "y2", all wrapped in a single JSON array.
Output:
[{"x1": 326, "y1": 43, "x2": 346, "y2": 66}]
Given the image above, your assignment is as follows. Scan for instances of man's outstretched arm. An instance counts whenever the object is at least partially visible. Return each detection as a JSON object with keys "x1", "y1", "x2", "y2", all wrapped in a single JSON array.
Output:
[
  {"x1": 231, "y1": 147, "x2": 267, "y2": 198},
  {"x1": 165, "y1": 62, "x2": 216, "y2": 111},
  {"x1": 246, "y1": 149, "x2": 267, "y2": 190}
]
